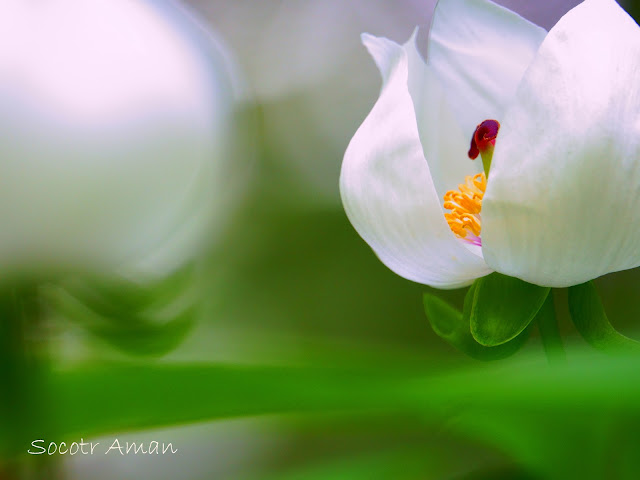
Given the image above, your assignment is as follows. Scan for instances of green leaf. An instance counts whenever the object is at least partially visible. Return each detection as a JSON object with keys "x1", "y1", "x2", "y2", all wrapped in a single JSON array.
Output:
[
  {"x1": 60, "y1": 264, "x2": 196, "y2": 320},
  {"x1": 88, "y1": 306, "x2": 196, "y2": 356},
  {"x1": 424, "y1": 284, "x2": 530, "y2": 361},
  {"x1": 45, "y1": 355, "x2": 640, "y2": 442},
  {"x1": 255, "y1": 448, "x2": 446, "y2": 480},
  {"x1": 45, "y1": 364, "x2": 411, "y2": 442},
  {"x1": 568, "y1": 281, "x2": 640, "y2": 354},
  {"x1": 7, "y1": 353, "x2": 638, "y2": 477},
  {"x1": 44, "y1": 265, "x2": 198, "y2": 356},
  {"x1": 470, "y1": 273, "x2": 550, "y2": 346}
]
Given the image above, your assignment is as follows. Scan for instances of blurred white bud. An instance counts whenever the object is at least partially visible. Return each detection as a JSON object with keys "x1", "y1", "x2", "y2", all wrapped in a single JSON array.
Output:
[{"x1": 0, "y1": 0, "x2": 240, "y2": 278}]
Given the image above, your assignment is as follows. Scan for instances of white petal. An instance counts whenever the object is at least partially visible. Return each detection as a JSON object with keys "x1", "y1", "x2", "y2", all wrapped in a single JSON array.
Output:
[
  {"x1": 427, "y1": 0, "x2": 547, "y2": 138},
  {"x1": 361, "y1": 32, "x2": 401, "y2": 84},
  {"x1": 0, "y1": 0, "x2": 237, "y2": 276},
  {"x1": 340, "y1": 34, "x2": 492, "y2": 288},
  {"x1": 482, "y1": 0, "x2": 640, "y2": 287},
  {"x1": 404, "y1": 29, "x2": 481, "y2": 201}
]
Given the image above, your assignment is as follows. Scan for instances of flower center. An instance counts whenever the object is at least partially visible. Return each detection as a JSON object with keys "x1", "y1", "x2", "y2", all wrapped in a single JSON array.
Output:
[
  {"x1": 443, "y1": 119, "x2": 500, "y2": 246},
  {"x1": 443, "y1": 172, "x2": 486, "y2": 246}
]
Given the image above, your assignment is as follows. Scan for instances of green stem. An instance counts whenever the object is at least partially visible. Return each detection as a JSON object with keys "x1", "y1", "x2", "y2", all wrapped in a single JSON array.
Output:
[
  {"x1": 0, "y1": 294, "x2": 22, "y2": 478},
  {"x1": 480, "y1": 144, "x2": 494, "y2": 178},
  {"x1": 568, "y1": 281, "x2": 640, "y2": 354},
  {"x1": 537, "y1": 291, "x2": 566, "y2": 365},
  {"x1": 0, "y1": 285, "x2": 52, "y2": 479}
]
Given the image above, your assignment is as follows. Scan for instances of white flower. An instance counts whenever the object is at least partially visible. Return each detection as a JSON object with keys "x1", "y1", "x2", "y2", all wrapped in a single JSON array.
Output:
[
  {"x1": 0, "y1": 0, "x2": 239, "y2": 277},
  {"x1": 340, "y1": 0, "x2": 640, "y2": 288}
]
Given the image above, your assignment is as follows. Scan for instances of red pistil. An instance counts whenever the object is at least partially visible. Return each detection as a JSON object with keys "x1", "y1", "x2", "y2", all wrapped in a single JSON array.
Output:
[{"x1": 468, "y1": 119, "x2": 500, "y2": 160}]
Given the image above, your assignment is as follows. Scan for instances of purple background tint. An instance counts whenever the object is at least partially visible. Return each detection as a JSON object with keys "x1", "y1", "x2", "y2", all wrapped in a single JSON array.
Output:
[{"x1": 182, "y1": 0, "x2": 622, "y2": 205}]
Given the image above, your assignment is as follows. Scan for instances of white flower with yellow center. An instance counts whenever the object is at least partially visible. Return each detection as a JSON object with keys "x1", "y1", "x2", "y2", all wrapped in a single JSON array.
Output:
[{"x1": 340, "y1": 0, "x2": 640, "y2": 289}]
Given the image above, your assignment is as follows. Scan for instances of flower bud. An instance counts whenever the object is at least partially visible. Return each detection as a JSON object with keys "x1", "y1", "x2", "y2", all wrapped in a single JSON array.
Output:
[{"x1": 0, "y1": 0, "x2": 239, "y2": 278}]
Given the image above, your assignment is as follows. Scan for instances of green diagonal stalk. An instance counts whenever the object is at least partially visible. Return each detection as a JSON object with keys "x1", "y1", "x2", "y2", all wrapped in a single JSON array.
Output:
[{"x1": 568, "y1": 281, "x2": 640, "y2": 354}]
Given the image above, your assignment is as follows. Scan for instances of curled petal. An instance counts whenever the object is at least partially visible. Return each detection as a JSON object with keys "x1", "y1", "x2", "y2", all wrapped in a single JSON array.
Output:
[
  {"x1": 340, "y1": 34, "x2": 491, "y2": 288},
  {"x1": 427, "y1": 0, "x2": 546, "y2": 138},
  {"x1": 483, "y1": 0, "x2": 640, "y2": 287}
]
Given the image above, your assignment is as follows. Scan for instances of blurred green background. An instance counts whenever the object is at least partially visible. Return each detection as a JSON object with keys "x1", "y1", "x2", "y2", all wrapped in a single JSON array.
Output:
[{"x1": 3, "y1": 1, "x2": 640, "y2": 479}]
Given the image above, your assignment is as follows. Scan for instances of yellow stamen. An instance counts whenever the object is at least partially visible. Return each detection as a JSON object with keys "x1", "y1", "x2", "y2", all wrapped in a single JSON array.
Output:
[{"x1": 443, "y1": 172, "x2": 486, "y2": 243}]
